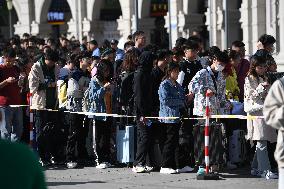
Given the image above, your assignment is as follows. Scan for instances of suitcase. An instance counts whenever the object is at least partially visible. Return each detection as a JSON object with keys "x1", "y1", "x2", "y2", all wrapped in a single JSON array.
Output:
[
  {"x1": 193, "y1": 121, "x2": 227, "y2": 166},
  {"x1": 116, "y1": 125, "x2": 135, "y2": 163},
  {"x1": 229, "y1": 129, "x2": 246, "y2": 163}
]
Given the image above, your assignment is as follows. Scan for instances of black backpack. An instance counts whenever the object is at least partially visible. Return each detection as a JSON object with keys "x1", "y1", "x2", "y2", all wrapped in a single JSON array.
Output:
[{"x1": 119, "y1": 71, "x2": 135, "y2": 107}]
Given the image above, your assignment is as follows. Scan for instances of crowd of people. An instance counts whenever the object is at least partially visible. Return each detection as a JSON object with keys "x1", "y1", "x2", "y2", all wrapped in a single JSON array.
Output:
[{"x1": 0, "y1": 31, "x2": 282, "y2": 184}]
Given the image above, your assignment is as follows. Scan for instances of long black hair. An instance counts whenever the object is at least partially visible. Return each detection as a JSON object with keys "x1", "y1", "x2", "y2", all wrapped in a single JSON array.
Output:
[{"x1": 96, "y1": 59, "x2": 113, "y2": 82}]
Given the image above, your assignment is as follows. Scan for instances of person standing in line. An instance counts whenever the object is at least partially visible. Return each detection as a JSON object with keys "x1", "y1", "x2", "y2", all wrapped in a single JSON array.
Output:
[
  {"x1": 132, "y1": 51, "x2": 156, "y2": 173},
  {"x1": 263, "y1": 77, "x2": 284, "y2": 188},
  {"x1": 244, "y1": 55, "x2": 278, "y2": 179},
  {"x1": 158, "y1": 62, "x2": 186, "y2": 174}
]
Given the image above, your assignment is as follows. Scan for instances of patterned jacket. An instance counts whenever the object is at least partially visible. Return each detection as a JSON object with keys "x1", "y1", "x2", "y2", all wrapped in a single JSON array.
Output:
[{"x1": 188, "y1": 66, "x2": 228, "y2": 116}]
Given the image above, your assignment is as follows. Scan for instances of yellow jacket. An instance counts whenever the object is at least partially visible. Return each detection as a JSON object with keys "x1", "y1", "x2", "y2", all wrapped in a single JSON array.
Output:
[{"x1": 226, "y1": 68, "x2": 240, "y2": 101}]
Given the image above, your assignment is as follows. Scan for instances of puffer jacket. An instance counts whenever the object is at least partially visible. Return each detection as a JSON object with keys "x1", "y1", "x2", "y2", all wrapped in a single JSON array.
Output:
[{"x1": 263, "y1": 78, "x2": 284, "y2": 168}]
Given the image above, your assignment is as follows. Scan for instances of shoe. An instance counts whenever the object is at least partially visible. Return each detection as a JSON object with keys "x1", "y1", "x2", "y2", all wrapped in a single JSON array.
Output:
[
  {"x1": 197, "y1": 166, "x2": 206, "y2": 175},
  {"x1": 176, "y1": 166, "x2": 194, "y2": 173},
  {"x1": 227, "y1": 161, "x2": 237, "y2": 170},
  {"x1": 251, "y1": 168, "x2": 260, "y2": 176},
  {"x1": 160, "y1": 167, "x2": 178, "y2": 174},
  {"x1": 96, "y1": 162, "x2": 112, "y2": 169},
  {"x1": 39, "y1": 159, "x2": 52, "y2": 167},
  {"x1": 67, "y1": 161, "x2": 78, "y2": 169},
  {"x1": 132, "y1": 165, "x2": 146, "y2": 173},
  {"x1": 145, "y1": 166, "x2": 154, "y2": 172},
  {"x1": 261, "y1": 170, "x2": 278, "y2": 180}
]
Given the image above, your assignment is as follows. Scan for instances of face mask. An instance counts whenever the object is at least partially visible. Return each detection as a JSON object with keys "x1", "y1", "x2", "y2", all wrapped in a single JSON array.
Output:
[{"x1": 215, "y1": 64, "x2": 225, "y2": 72}]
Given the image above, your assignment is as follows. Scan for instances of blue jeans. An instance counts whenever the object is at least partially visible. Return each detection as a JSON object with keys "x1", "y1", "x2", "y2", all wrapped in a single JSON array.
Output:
[
  {"x1": 0, "y1": 106, "x2": 23, "y2": 142},
  {"x1": 251, "y1": 140, "x2": 271, "y2": 172}
]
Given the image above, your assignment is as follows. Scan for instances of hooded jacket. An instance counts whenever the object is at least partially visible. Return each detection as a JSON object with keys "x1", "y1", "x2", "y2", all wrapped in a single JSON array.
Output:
[{"x1": 133, "y1": 51, "x2": 155, "y2": 117}]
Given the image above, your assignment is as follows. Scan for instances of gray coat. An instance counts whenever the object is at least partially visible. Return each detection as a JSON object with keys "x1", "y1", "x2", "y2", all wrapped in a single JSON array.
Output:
[{"x1": 263, "y1": 78, "x2": 284, "y2": 168}]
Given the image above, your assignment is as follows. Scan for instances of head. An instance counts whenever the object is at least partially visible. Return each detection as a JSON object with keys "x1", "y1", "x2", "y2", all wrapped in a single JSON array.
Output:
[
  {"x1": 22, "y1": 33, "x2": 30, "y2": 40},
  {"x1": 248, "y1": 55, "x2": 267, "y2": 79},
  {"x1": 66, "y1": 53, "x2": 77, "y2": 71},
  {"x1": 188, "y1": 35, "x2": 203, "y2": 53},
  {"x1": 88, "y1": 40, "x2": 98, "y2": 51},
  {"x1": 22, "y1": 39, "x2": 29, "y2": 49},
  {"x1": 78, "y1": 51, "x2": 92, "y2": 71},
  {"x1": 124, "y1": 41, "x2": 135, "y2": 52},
  {"x1": 156, "y1": 49, "x2": 172, "y2": 69},
  {"x1": 175, "y1": 37, "x2": 187, "y2": 49},
  {"x1": 36, "y1": 38, "x2": 45, "y2": 50},
  {"x1": 210, "y1": 50, "x2": 229, "y2": 73},
  {"x1": 44, "y1": 49, "x2": 59, "y2": 68},
  {"x1": 133, "y1": 31, "x2": 146, "y2": 48},
  {"x1": 258, "y1": 34, "x2": 276, "y2": 54},
  {"x1": 101, "y1": 48, "x2": 115, "y2": 62},
  {"x1": 61, "y1": 37, "x2": 69, "y2": 48},
  {"x1": 96, "y1": 59, "x2": 113, "y2": 82},
  {"x1": 164, "y1": 62, "x2": 180, "y2": 81},
  {"x1": 2, "y1": 48, "x2": 16, "y2": 66},
  {"x1": 228, "y1": 50, "x2": 241, "y2": 68},
  {"x1": 121, "y1": 49, "x2": 139, "y2": 72},
  {"x1": 28, "y1": 37, "x2": 36, "y2": 47},
  {"x1": 183, "y1": 40, "x2": 199, "y2": 60},
  {"x1": 231, "y1": 40, "x2": 246, "y2": 59},
  {"x1": 110, "y1": 39, "x2": 119, "y2": 50},
  {"x1": 171, "y1": 47, "x2": 184, "y2": 63}
]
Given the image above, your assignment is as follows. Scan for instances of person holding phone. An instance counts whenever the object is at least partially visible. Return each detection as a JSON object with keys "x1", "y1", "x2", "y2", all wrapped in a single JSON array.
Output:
[
  {"x1": 0, "y1": 47, "x2": 23, "y2": 142},
  {"x1": 244, "y1": 55, "x2": 278, "y2": 179}
]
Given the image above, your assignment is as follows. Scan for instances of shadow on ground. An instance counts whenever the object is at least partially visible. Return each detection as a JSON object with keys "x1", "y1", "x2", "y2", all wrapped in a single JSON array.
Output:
[{"x1": 47, "y1": 181, "x2": 106, "y2": 186}]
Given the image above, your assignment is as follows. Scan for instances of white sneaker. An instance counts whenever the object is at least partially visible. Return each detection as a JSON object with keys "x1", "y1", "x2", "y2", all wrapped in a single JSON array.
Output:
[
  {"x1": 160, "y1": 167, "x2": 178, "y2": 174},
  {"x1": 96, "y1": 162, "x2": 112, "y2": 169},
  {"x1": 132, "y1": 165, "x2": 146, "y2": 173},
  {"x1": 251, "y1": 168, "x2": 260, "y2": 176},
  {"x1": 261, "y1": 170, "x2": 278, "y2": 180},
  {"x1": 176, "y1": 166, "x2": 194, "y2": 173},
  {"x1": 227, "y1": 161, "x2": 237, "y2": 170},
  {"x1": 67, "y1": 161, "x2": 77, "y2": 169},
  {"x1": 145, "y1": 166, "x2": 154, "y2": 172}
]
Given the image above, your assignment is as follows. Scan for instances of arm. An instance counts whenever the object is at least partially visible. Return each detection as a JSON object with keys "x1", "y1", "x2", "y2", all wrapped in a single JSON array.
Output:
[
  {"x1": 263, "y1": 80, "x2": 284, "y2": 130},
  {"x1": 28, "y1": 66, "x2": 40, "y2": 94}
]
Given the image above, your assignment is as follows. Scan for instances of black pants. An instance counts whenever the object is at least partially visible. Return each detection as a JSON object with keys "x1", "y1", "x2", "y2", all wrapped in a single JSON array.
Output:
[
  {"x1": 95, "y1": 119, "x2": 112, "y2": 163},
  {"x1": 34, "y1": 110, "x2": 59, "y2": 161},
  {"x1": 134, "y1": 120, "x2": 156, "y2": 167},
  {"x1": 160, "y1": 123, "x2": 180, "y2": 169},
  {"x1": 66, "y1": 113, "x2": 88, "y2": 162}
]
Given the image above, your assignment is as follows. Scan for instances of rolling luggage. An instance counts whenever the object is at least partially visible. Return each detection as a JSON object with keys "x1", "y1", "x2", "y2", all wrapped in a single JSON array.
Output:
[
  {"x1": 193, "y1": 121, "x2": 227, "y2": 166},
  {"x1": 229, "y1": 129, "x2": 246, "y2": 163}
]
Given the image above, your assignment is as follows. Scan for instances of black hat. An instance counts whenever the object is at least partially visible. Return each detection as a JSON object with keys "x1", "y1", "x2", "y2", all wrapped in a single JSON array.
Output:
[
  {"x1": 110, "y1": 39, "x2": 118, "y2": 44},
  {"x1": 88, "y1": 39, "x2": 98, "y2": 45},
  {"x1": 101, "y1": 48, "x2": 115, "y2": 57}
]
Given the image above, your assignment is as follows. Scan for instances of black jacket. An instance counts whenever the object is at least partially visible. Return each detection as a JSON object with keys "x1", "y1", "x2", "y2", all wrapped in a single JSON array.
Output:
[
  {"x1": 151, "y1": 66, "x2": 165, "y2": 113},
  {"x1": 178, "y1": 58, "x2": 203, "y2": 94},
  {"x1": 134, "y1": 51, "x2": 155, "y2": 117}
]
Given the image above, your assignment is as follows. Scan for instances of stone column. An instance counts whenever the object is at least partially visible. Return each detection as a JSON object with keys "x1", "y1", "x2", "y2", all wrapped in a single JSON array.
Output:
[
  {"x1": 13, "y1": 0, "x2": 33, "y2": 36},
  {"x1": 251, "y1": 0, "x2": 266, "y2": 53},
  {"x1": 275, "y1": 0, "x2": 284, "y2": 71},
  {"x1": 240, "y1": 0, "x2": 253, "y2": 55}
]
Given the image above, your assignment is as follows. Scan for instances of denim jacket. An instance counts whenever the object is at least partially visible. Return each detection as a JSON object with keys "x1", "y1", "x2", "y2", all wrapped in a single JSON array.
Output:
[
  {"x1": 188, "y1": 66, "x2": 228, "y2": 116},
  {"x1": 158, "y1": 79, "x2": 185, "y2": 123},
  {"x1": 88, "y1": 77, "x2": 107, "y2": 121}
]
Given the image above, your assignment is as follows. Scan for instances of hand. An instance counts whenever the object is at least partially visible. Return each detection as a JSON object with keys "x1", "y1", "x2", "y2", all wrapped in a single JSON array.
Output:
[
  {"x1": 186, "y1": 92, "x2": 194, "y2": 102},
  {"x1": 206, "y1": 89, "x2": 214, "y2": 97},
  {"x1": 5, "y1": 77, "x2": 17, "y2": 84},
  {"x1": 104, "y1": 82, "x2": 111, "y2": 89},
  {"x1": 139, "y1": 116, "x2": 148, "y2": 125}
]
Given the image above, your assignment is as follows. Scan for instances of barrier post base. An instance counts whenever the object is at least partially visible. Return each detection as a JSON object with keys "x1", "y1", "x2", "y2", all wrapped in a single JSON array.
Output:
[{"x1": 196, "y1": 173, "x2": 219, "y2": 180}]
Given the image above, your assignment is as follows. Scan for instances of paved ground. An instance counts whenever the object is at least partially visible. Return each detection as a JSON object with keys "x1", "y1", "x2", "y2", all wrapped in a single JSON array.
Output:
[{"x1": 45, "y1": 166, "x2": 278, "y2": 189}]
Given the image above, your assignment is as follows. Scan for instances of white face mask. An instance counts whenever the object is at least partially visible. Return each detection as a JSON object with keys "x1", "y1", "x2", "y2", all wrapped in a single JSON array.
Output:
[{"x1": 215, "y1": 64, "x2": 225, "y2": 72}]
